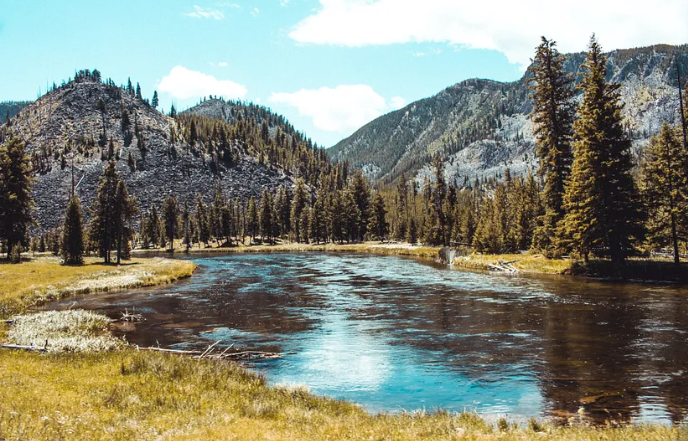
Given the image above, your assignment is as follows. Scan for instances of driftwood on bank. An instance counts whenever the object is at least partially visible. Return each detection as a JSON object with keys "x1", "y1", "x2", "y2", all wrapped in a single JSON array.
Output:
[
  {"x1": 138, "y1": 341, "x2": 282, "y2": 360},
  {"x1": 488, "y1": 260, "x2": 522, "y2": 274},
  {"x1": 0, "y1": 341, "x2": 48, "y2": 352}
]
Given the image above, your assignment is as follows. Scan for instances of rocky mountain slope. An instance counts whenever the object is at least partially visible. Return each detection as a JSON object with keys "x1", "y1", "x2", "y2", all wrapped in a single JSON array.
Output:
[
  {"x1": 329, "y1": 44, "x2": 688, "y2": 186},
  {"x1": 0, "y1": 73, "x2": 299, "y2": 234}
]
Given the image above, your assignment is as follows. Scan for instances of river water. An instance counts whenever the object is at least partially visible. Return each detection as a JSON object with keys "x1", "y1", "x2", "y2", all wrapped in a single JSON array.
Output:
[{"x1": 46, "y1": 253, "x2": 688, "y2": 424}]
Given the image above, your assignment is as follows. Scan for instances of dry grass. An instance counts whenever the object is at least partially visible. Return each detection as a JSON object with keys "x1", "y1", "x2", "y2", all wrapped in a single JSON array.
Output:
[
  {"x1": 7, "y1": 310, "x2": 123, "y2": 353},
  {"x1": 0, "y1": 350, "x2": 679, "y2": 441},
  {"x1": 0, "y1": 256, "x2": 196, "y2": 319},
  {"x1": 136, "y1": 240, "x2": 442, "y2": 260},
  {"x1": 453, "y1": 253, "x2": 576, "y2": 275}
]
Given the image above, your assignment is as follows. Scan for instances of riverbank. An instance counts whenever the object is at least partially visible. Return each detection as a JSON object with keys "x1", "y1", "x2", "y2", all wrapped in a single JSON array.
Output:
[
  {"x1": 0, "y1": 256, "x2": 196, "y2": 319},
  {"x1": 0, "y1": 347, "x2": 678, "y2": 441},
  {"x1": 135, "y1": 240, "x2": 442, "y2": 260},
  {"x1": 136, "y1": 241, "x2": 688, "y2": 282}
]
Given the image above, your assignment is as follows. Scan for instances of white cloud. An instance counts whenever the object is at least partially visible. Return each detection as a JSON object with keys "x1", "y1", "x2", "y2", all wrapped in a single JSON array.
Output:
[
  {"x1": 251, "y1": 7, "x2": 260, "y2": 16},
  {"x1": 186, "y1": 5, "x2": 225, "y2": 19},
  {"x1": 218, "y1": 61, "x2": 229, "y2": 67},
  {"x1": 269, "y1": 85, "x2": 403, "y2": 132},
  {"x1": 289, "y1": 0, "x2": 688, "y2": 66},
  {"x1": 390, "y1": 96, "x2": 406, "y2": 110},
  {"x1": 159, "y1": 66, "x2": 247, "y2": 100}
]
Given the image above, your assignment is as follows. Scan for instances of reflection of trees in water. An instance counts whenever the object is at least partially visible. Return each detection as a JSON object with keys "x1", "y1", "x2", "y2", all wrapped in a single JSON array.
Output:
[
  {"x1": 349, "y1": 273, "x2": 688, "y2": 424},
  {"x1": 537, "y1": 296, "x2": 645, "y2": 423}
]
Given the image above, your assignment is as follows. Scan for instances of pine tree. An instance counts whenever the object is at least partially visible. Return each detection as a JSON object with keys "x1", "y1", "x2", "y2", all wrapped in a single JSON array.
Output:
[
  {"x1": 147, "y1": 206, "x2": 161, "y2": 248},
  {"x1": 430, "y1": 154, "x2": 448, "y2": 245},
  {"x1": 195, "y1": 194, "x2": 210, "y2": 247},
  {"x1": 349, "y1": 170, "x2": 372, "y2": 241},
  {"x1": 114, "y1": 180, "x2": 137, "y2": 263},
  {"x1": 640, "y1": 123, "x2": 688, "y2": 264},
  {"x1": 135, "y1": 83, "x2": 142, "y2": 100},
  {"x1": 368, "y1": 193, "x2": 389, "y2": 241},
  {"x1": 560, "y1": 36, "x2": 643, "y2": 263},
  {"x1": 259, "y1": 189, "x2": 275, "y2": 244},
  {"x1": 0, "y1": 137, "x2": 35, "y2": 261},
  {"x1": 61, "y1": 195, "x2": 84, "y2": 264},
  {"x1": 89, "y1": 160, "x2": 119, "y2": 263},
  {"x1": 342, "y1": 189, "x2": 360, "y2": 243},
  {"x1": 290, "y1": 179, "x2": 308, "y2": 242},
  {"x1": 182, "y1": 200, "x2": 191, "y2": 251},
  {"x1": 162, "y1": 196, "x2": 179, "y2": 252},
  {"x1": 246, "y1": 196, "x2": 258, "y2": 243},
  {"x1": 151, "y1": 91, "x2": 159, "y2": 109},
  {"x1": 529, "y1": 37, "x2": 575, "y2": 255}
]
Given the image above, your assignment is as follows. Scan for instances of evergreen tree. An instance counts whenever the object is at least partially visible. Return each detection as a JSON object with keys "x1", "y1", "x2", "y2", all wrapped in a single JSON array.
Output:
[
  {"x1": 195, "y1": 194, "x2": 210, "y2": 246},
  {"x1": 342, "y1": 189, "x2": 360, "y2": 243},
  {"x1": 61, "y1": 195, "x2": 84, "y2": 264},
  {"x1": 151, "y1": 91, "x2": 159, "y2": 109},
  {"x1": 182, "y1": 200, "x2": 191, "y2": 251},
  {"x1": 89, "y1": 160, "x2": 119, "y2": 263},
  {"x1": 246, "y1": 196, "x2": 258, "y2": 243},
  {"x1": 349, "y1": 170, "x2": 372, "y2": 241},
  {"x1": 114, "y1": 180, "x2": 137, "y2": 263},
  {"x1": 529, "y1": 37, "x2": 575, "y2": 255},
  {"x1": 259, "y1": 189, "x2": 276, "y2": 244},
  {"x1": 368, "y1": 193, "x2": 389, "y2": 241},
  {"x1": 561, "y1": 36, "x2": 644, "y2": 263},
  {"x1": 0, "y1": 137, "x2": 35, "y2": 261},
  {"x1": 290, "y1": 179, "x2": 308, "y2": 242},
  {"x1": 640, "y1": 123, "x2": 688, "y2": 264},
  {"x1": 135, "y1": 83, "x2": 142, "y2": 100},
  {"x1": 162, "y1": 196, "x2": 179, "y2": 251},
  {"x1": 147, "y1": 206, "x2": 161, "y2": 248}
]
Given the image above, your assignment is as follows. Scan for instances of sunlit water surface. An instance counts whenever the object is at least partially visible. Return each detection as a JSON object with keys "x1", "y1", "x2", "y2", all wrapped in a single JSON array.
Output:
[{"x1": 47, "y1": 253, "x2": 688, "y2": 424}]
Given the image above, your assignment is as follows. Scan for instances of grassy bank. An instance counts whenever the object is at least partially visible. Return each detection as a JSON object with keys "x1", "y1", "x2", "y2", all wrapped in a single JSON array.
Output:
[
  {"x1": 0, "y1": 349, "x2": 679, "y2": 441},
  {"x1": 452, "y1": 253, "x2": 576, "y2": 275},
  {"x1": 0, "y1": 256, "x2": 196, "y2": 319},
  {"x1": 135, "y1": 240, "x2": 442, "y2": 260}
]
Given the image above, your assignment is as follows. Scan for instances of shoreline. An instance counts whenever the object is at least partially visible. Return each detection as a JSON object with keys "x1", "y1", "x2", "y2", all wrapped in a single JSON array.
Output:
[
  {"x1": 0, "y1": 250, "x2": 684, "y2": 439},
  {"x1": 134, "y1": 241, "x2": 688, "y2": 283},
  {"x1": 0, "y1": 256, "x2": 196, "y2": 319}
]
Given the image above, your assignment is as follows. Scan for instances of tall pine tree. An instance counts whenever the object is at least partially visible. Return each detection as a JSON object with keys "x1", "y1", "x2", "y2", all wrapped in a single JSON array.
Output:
[
  {"x1": 61, "y1": 195, "x2": 84, "y2": 264},
  {"x1": 0, "y1": 137, "x2": 34, "y2": 262},
  {"x1": 529, "y1": 37, "x2": 575, "y2": 255},
  {"x1": 561, "y1": 36, "x2": 643, "y2": 263},
  {"x1": 640, "y1": 123, "x2": 688, "y2": 264}
]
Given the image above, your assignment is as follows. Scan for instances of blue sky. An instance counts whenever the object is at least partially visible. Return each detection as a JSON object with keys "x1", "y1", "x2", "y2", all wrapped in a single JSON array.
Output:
[{"x1": 1, "y1": 0, "x2": 686, "y2": 147}]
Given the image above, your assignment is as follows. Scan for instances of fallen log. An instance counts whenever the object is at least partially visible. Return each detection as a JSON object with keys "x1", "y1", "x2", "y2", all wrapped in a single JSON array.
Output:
[
  {"x1": 138, "y1": 344, "x2": 281, "y2": 360},
  {"x1": 0, "y1": 343, "x2": 47, "y2": 352}
]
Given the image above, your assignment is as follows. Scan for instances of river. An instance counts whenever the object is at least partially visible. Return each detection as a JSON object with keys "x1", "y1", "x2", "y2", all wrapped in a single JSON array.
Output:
[{"x1": 46, "y1": 253, "x2": 688, "y2": 424}]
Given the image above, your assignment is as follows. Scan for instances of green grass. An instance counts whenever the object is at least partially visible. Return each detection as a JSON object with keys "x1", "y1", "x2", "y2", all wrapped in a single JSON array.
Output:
[
  {"x1": 0, "y1": 256, "x2": 196, "y2": 319},
  {"x1": 0, "y1": 350, "x2": 680, "y2": 441}
]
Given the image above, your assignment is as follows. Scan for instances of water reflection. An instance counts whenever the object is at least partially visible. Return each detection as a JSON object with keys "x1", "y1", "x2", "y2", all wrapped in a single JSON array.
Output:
[{"x1": 46, "y1": 253, "x2": 688, "y2": 424}]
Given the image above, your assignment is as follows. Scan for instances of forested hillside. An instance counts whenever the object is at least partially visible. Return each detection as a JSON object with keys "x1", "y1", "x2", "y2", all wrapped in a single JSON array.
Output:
[
  {"x1": 0, "y1": 70, "x2": 328, "y2": 234},
  {"x1": 330, "y1": 44, "x2": 688, "y2": 186}
]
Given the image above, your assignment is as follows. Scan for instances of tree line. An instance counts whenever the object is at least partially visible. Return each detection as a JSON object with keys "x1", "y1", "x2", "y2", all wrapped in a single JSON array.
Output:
[{"x1": 2, "y1": 38, "x2": 687, "y2": 266}]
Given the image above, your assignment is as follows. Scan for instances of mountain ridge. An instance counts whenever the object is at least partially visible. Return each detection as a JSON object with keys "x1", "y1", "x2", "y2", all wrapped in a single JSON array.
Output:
[{"x1": 329, "y1": 43, "x2": 688, "y2": 185}]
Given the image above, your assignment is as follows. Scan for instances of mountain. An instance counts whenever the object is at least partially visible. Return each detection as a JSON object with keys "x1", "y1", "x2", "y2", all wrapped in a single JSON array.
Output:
[
  {"x1": 182, "y1": 97, "x2": 315, "y2": 145},
  {"x1": 329, "y1": 44, "x2": 688, "y2": 186},
  {"x1": 0, "y1": 71, "x2": 313, "y2": 234},
  {"x1": 0, "y1": 101, "x2": 30, "y2": 124}
]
